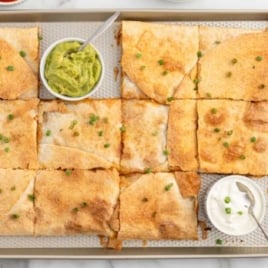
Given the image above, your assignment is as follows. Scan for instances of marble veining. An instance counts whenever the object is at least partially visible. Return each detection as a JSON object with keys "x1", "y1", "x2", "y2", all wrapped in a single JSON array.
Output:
[{"x1": 0, "y1": 0, "x2": 268, "y2": 267}]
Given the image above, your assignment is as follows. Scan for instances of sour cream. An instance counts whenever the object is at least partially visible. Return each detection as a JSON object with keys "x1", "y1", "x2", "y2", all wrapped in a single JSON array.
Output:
[{"x1": 206, "y1": 175, "x2": 266, "y2": 236}]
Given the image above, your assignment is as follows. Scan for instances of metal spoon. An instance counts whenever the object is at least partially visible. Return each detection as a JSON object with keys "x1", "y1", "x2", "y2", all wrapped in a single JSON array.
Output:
[
  {"x1": 236, "y1": 181, "x2": 268, "y2": 241},
  {"x1": 78, "y1": 11, "x2": 120, "y2": 51}
]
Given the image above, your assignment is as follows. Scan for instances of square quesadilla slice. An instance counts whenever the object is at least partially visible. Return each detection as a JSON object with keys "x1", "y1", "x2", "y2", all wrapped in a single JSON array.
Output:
[
  {"x1": 121, "y1": 100, "x2": 169, "y2": 173},
  {"x1": 35, "y1": 169, "x2": 120, "y2": 236},
  {"x1": 0, "y1": 99, "x2": 38, "y2": 169},
  {"x1": 121, "y1": 21, "x2": 199, "y2": 103},
  {"x1": 198, "y1": 99, "x2": 268, "y2": 176},
  {"x1": 38, "y1": 99, "x2": 121, "y2": 169},
  {"x1": 119, "y1": 172, "x2": 200, "y2": 240},
  {"x1": 167, "y1": 100, "x2": 198, "y2": 171},
  {"x1": 198, "y1": 31, "x2": 268, "y2": 101},
  {"x1": 0, "y1": 169, "x2": 35, "y2": 236},
  {"x1": 0, "y1": 27, "x2": 39, "y2": 99}
]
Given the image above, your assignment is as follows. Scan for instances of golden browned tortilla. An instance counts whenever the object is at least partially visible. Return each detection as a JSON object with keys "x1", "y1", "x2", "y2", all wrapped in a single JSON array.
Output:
[
  {"x1": 121, "y1": 21, "x2": 199, "y2": 103},
  {"x1": 119, "y1": 172, "x2": 200, "y2": 240},
  {"x1": 0, "y1": 28, "x2": 39, "y2": 99},
  {"x1": 198, "y1": 100, "x2": 268, "y2": 176}
]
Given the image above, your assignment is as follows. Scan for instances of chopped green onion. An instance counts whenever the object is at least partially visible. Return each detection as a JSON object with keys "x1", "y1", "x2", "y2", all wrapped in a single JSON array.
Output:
[
  {"x1": 231, "y1": 58, "x2": 238, "y2": 64},
  {"x1": 19, "y1": 51, "x2": 27, "y2": 58},
  {"x1": 3, "y1": 137, "x2": 10, "y2": 143},
  {"x1": 193, "y1": 78, "x2": 200, "y2": 84},
  {"x1": 104, "y1": 143, "x2": 110, "y2": 148},
  {"x1": 140, "y1": 65, "x2": 146, "y2": 70},
  {"x1": 45, "y1": 130, "x2": 51, "y2": 136},
  {"x1": 225, "y1": 207, "x2": 232, "y2": 214},
  {"x1": 120, "y1": 125, "x2": 126, "y2": 132},
  {"x1": 206, "y1": 93, "x2": 212, "y2": 98},
  {"x1": 69, "y1": 119, "x2": 78, "y2": 129},
  {"x1": 223, "y1": 142, "x2": 229, "y2": 148},
  {"x1": 10, "y1": 214, "x2": 19, "y2": 220},
  {"x1": 144, "y1": 168, "x2": 152, "y2": 174},
  {"x1": 7, "y1": 114, "x2": 14, "y2": 121},
  {"x1": 250, "y1": 136, "x2": 257, "y2": 143},
  {"x1": 224, "y1": 196, "x2": 231, "y2": 204},
  {"x1": 216, "y1": 239, "x2": 223, "y2": 245},
  {"x1": 152, "y1": 131, "x2": 158, "y2": 136},
  {"x1": 214, "y1": 41, "x2": 221, "y2": 45},
  {"x1": 136, "y1": 53, "x2": 142, "y2": 59},
  {"x1": 65, "y1": 169, "x2": 72, "y2": 176},
  {"x1": 164, "y1": 183, "x2": 174, "y2": 191},
  {"x1": 27, "y1": 194, "x2": 35, "y2": 202},
  {"x1": 167, "y1": 96, "x2": 174, "y2": 102},
  {"x1": 98, "y1": 130, "x2": 103, "y2": 137},
  {"x1": 71, "y1": 207, "x2": 79, "y2": 213},
  {"x1": 6, "y1": 65, "x2": 14, "y2": 71},
  {"x1": 4, "y1": 147, "x2": 9, "y2": 153},
  {"x1": 162, "y1": 70, "x2": 168, "y2": 76},
  {"x1": 197, "y1": 51, "x2": 203, "y2": 58},
  {"x1": 226, "y1": 130, "x2": 233, "y2": 136},
  {"x1": 237, "y1": 211, "x2": 243, "y2": 215},
  {"x1": 38, "y1": 35, "x2": 43, "y2": 41},
  {"x1": 239, "y1": 154, "x2": 246, "y2": 160},
  {"x1": 89, "y1": 114, "x2": 99, "y2": 125},
  {"x1": 158, "y1": 59, "x2": 164, "y2": 65},
  {"x1": 255, "y1": 56, "x2": 262, "y2": 62},
  {"x1": 211, "y1": 108, "x2": 217, "y2": 114},
  {"x1": 163, "y1": 149, "x2": 169, "y2": 156},
  {"x1": 214, "y1": 128, "x2": 220, "y2": 133}
]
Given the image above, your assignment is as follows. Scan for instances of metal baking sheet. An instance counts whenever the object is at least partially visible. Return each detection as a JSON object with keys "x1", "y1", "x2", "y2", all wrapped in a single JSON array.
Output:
[{"x1": 0, "y1": 9, "x2": 268, "y2": 259}]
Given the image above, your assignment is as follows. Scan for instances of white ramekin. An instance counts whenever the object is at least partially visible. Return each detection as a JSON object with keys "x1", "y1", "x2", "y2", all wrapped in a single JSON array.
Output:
[
  {"x1": 205, "y1": 175, "x2": 266, "y2": 236},
  {"x1": 40, "y1": 37, "x2": 104, "y2": 102}
]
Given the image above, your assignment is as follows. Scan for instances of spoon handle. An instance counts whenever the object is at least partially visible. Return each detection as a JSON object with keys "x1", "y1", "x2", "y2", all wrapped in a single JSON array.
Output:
[
  {"x1": 79, "y1": 11, "x2": 120, "y2": 51},
  {"x1": 250, "y1": 210, "x2": 268, "y2": 241}
]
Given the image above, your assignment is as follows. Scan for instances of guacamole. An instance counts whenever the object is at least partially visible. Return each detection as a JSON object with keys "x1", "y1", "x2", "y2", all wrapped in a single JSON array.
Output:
[{"x1": 45, "y1": 41, "x2": 102, "y2": 97}]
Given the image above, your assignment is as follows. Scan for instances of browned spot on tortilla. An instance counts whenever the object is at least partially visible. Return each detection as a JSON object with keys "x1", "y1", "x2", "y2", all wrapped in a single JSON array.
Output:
[
  {"x1": 205, "y1": 111, "x2": 226, "y2": 126},
  {"x1": 253, "y1": 137, "x2": 267, "y2": 153},
  {"x1": 224, "y1": 141, "x2": 245, "y2": 161}
]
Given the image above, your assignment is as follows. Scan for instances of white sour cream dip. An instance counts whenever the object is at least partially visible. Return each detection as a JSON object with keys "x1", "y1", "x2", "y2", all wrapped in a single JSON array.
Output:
[{"x1": 206, "y1": 175, "x2": 266, "y2": 236}]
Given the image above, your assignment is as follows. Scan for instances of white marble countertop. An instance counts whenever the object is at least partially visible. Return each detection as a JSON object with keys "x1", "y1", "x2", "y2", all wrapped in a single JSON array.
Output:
[{"x1": 1, "y1": 0, "x2": 268, "y2": 267}]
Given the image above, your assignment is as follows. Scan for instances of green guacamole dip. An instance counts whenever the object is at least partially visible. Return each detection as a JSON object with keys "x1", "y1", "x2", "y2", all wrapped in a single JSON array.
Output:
[{"x1": 45, "y1": 41, "x2": 102, "y2": 97}]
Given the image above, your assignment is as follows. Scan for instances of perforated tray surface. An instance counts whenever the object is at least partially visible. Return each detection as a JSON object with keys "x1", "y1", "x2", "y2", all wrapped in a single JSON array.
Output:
[{"x1": 0, "y1": 10, "x2": 267, "y2": 257}]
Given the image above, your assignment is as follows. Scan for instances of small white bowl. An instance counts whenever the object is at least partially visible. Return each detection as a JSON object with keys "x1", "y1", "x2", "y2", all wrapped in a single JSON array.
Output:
[
  {"x1": 206, "y1": 175, "x2": 266, "y2": 236},
  {"x1": 40, "y1": 37, "x2": 104, "y2": 102},
  {"x1": 0, "y1": 0, "x2": 25, "y2": 6}
]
